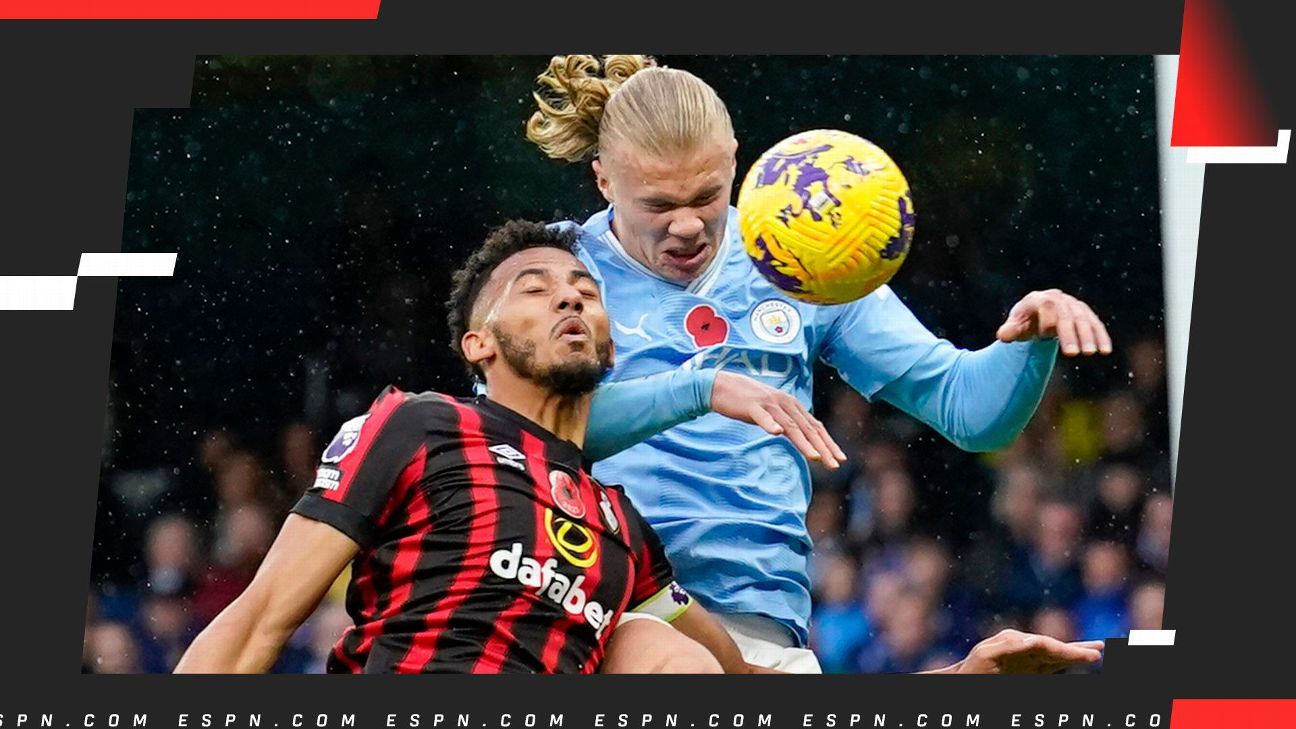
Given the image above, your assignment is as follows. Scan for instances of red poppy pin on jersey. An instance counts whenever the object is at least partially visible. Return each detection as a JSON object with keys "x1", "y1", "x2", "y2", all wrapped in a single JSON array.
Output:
[
  {"x1": 549, "y1": 470, "x2": 586, "y2": 519},
  {"x1": 684, "y1": 304, "x2": 729, "y2": 348}
]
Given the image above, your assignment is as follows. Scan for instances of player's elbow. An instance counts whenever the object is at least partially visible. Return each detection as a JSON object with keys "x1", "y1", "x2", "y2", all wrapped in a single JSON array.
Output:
[{"x1": 951, "y1": 429, "x2": 1019, "y2": 453}]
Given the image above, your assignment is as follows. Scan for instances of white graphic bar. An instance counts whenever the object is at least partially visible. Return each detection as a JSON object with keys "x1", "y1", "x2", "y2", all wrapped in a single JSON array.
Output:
[
  {"x1": 1155, "y1": 54, "x2": 1204, "y2": 491},
  {"x1": 1185, "y1": 129, "x2": 1291, "y2": 164},
  {"x1": 1128, "y1": 629, "x2": 1177, "y2": 646},
  {"x1": 77, "y1": 252, "x2": 177, "y2": 276},
  {"x1": 0, "y1": 276, "x2": 78, "y2": 311}
]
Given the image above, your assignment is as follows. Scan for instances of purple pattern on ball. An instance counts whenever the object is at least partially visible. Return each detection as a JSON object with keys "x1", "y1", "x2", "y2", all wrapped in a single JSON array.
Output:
[
  {"x1": 753, "y1": 144, "x2": 842, "y2": 227},
  {"x1": 880, "y1": 196, "x2": 914, "y2": 261},
  {"x1": 750, "y1": 234, "x2": 807, "y2": 294},
  {"x1": 841, "y1": 156, "x2": 873, "y2": 177}
]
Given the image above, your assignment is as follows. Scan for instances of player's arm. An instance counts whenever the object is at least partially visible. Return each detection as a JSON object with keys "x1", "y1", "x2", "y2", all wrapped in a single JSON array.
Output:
[
  {"x1": 821, "y1": 285, "x2": 1060, "y2": 452},
  {"x1": 585, "y1": 370, "x2": 716, "y2": 460},
  {"x1": 174, "y1": 515, "x2": 356, "y2": 673},
  {"x1": 586, "y1": 370, "x2": 844, "y2": 468},
  {"x1": 918, "y1": 629, "x2": 1104, "y2": 674}
]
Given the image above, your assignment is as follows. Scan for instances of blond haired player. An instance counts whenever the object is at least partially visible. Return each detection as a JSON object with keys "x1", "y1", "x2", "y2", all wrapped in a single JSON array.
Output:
[{"x1": 523, "y1": 55, "x2": 1113, "y2": 672}]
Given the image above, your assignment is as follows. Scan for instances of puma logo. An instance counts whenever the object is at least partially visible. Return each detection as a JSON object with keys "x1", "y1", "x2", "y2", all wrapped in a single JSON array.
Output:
[{"x1": 613, "y1": 313, "x2": 653, "y2": 342}]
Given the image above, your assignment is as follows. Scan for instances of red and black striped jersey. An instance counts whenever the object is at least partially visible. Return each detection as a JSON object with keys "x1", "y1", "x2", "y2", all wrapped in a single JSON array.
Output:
[{"x1": 291, "y1": 386, "x2": 690, "y2": 674}]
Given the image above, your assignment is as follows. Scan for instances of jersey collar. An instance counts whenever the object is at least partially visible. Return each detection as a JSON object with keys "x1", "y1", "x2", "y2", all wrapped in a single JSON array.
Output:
[{"x1": 474, "y1": 395, "x2": 586, "y2": 471}]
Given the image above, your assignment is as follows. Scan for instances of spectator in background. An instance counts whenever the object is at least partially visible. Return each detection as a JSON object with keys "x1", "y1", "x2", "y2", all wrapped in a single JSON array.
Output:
[
  {"x1": 1074, "y1": 541, "x2": 1131, "y2": 640},
  {"x1": 857, "y1": 591, "x2": 957, "y2": 673},
  {"x1": 1100, "y1": 391, "x2": 1160, "y2": 474},
  {"x1": 277, "y1": 421, "x2": 320, "y2": 508},
  {"x1": 843, "y1": 438, "x2": 910, "y2": 546},
  {"x1": 814, "y1": 384, "x2": 873, "y2": 492},
  {"x1": 86, "y1": 622, "x2": 141, "y2": 674},
  {"x1": 1087, "y1": 463, "x2": 1146, "y2": 548},
  {"x1": 810, "y1": 553, "x2": 872, "y2": 674},
  {"x1": 193, "y1": 505, "x2": 276, "y2": 625},
  {"x1": 968, "y1": 462, "x2": 1048, "y2": 599},
  {"x1": 143, "y1": 514, "x2": 202, "y2": 596},
  {"x1": 136, "y1": 583, "x2": 197, "y2": 672},
  {"x1": 867, "y1": 468, "x2": 918, "y2": 552},
  {"x1": 1030, "y1": 606, "x2": 1077, "y2": 643},
  {"x1": 905, "y1": 538, "x2": 979, "y2": 650},
  {"x1": 806, "y1": 489, "x2": 848, "y2": 583},
  {"x1": 213, "y1": 451, "x2": 271, "y2": 512},
  {"x1": 863, "y1": 570, "x2": 909, "y2": 632},
  {"x1": 1126, "y1": 338, "x2": 1170, "y2": 450},
  {"x1": 166, "y1": 427, "x2": 238, "y2": 519},
  {"x1": 999, "y1": 500, "x2": 1085, "y2": 615},
  {"x1": 1136, "y1": 494, "x2": 1173, "y2": 576},
  {"x1": 1129, "y1": 581, "x2": 1166, "y2": 631}
]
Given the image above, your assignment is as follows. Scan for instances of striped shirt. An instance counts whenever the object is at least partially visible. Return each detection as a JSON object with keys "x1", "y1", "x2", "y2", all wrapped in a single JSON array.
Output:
[{"x1": 292, "y1": 387, "x2": 688, "y2": 674}]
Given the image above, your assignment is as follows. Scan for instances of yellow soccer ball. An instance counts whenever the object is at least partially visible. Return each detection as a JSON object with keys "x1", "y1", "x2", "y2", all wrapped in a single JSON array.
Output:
[{"x1": 737, "y1": 129, "x2": 915, "y2": 305}]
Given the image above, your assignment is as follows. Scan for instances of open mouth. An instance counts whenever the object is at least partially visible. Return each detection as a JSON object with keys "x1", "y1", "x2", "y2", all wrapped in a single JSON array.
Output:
[
  {"x1": 553, "y1": 316, "x2": 590, "y2": 342},
  {"x1": 661, "y1": 243, "x2": 710, "y2": 271}
]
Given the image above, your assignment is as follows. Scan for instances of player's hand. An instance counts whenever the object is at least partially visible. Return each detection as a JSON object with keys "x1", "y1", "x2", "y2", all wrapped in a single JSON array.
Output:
[
  {"x1": 710, "y1": 371, "x2": 847, "y2": 470},
  {"x1": 955, "y1": 629, "x2": 1104, "y2": 674},
  {"x1": 995, "y1": 289, "x2": 1113, "y2": 357}
]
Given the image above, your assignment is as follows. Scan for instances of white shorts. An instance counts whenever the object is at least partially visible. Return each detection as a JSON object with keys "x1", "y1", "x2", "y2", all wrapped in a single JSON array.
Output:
[
  {"x1": 616, "y1": 610, "x2": 672, "y2": 629},
  {"x1": 718, "y1": 614, "x2": 823, "y2": 674}
]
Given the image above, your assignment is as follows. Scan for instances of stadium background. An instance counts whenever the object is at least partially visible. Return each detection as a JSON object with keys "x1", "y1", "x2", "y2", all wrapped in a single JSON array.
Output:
[{"x1": 86, "y1": 55, "x2": 1171, "y2": 673}]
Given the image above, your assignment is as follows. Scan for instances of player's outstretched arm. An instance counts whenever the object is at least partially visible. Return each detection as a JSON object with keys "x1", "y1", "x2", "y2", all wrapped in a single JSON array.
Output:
[
  {"x1": 174, "y1": 514, "x2": 358, "y2": 673},
  {"x1": 585, "y1": 370, "x2": 718, "y2": 461},
  {"x1": 920, "y1": 629, "x2": 1104, "y2": 674},
  {"x1": 995, "y1": 289, "x2": 1112, "y2": 357},
  {"x1": 585, "y1": 369, "x2": 845, "y2": 468}
]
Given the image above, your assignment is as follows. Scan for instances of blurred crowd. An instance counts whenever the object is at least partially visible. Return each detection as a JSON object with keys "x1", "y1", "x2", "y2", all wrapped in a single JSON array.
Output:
[
  {"x1": 807, "y1": 337, "x2": 1171, "y2": 673},
  {"x1": 85, "y1": 336, "x2": 1171, "y2": 674}
]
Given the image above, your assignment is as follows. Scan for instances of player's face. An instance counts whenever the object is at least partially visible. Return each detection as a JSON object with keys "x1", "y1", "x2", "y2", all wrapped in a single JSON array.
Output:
[
  {"x1": 470, "y1": 247, "x2": 613, "y2": 396},
  {"x1": 594, "y1": 135, "x2": 737, "y2": 283}
]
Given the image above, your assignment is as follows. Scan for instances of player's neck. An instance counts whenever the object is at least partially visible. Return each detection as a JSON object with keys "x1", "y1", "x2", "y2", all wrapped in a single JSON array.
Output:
[{"x1": 483, "y1": 372, "x2": 590, "y2": 448}]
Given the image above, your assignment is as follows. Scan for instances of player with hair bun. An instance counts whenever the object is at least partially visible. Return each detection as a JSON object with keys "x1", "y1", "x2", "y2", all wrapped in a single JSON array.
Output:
[{"x1": 526, "y1": 55, "x2": 1114, "y2": 672}]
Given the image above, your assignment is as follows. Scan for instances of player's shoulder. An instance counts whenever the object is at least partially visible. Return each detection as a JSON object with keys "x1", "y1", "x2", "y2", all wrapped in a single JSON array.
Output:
[{"x1": 344, "y1": 385, "x2": 471, "y2": 439}]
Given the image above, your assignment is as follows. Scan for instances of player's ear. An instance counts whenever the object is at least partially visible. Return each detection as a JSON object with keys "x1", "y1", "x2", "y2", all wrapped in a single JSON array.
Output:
[
  {"x1": 461, "y1": 329, "x2": 495, "y2": 372},
  {"x1": 592, "y1": 159, "x2": 615, "y2": 205}
]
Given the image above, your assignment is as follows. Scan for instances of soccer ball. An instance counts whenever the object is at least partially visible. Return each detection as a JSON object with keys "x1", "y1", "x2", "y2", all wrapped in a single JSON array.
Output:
[{"x1": 737, "y1": 129, "x2": 915, "y2": 305}]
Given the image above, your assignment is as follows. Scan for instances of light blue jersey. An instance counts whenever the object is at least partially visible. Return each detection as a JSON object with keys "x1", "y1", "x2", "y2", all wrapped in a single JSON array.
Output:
[{"x1": 568, "y1": 206, "x2": 1058, "y2": 644}]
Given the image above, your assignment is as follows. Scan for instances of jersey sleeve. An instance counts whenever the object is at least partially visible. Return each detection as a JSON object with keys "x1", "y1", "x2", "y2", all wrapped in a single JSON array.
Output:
[
  {"x1": 291, "y1": 386, "x2": 430, "y2": 548},
  {"x1": 624, "y1": 503, "x2": 693, "y2": 623},
  {"x1": 817, "y1": 284, "x2": 943, "y2": 399},
  {"x1": 584, "y1": 369, "x2": 718, "y2": 461}
]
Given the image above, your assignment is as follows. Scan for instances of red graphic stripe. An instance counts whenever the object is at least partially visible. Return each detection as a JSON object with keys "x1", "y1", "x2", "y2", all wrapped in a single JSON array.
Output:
[
  {"x1": 394, "y1": 397, "x2": 497, "y2": 673},
  {"x1": 472, "y1": 431, "x2": 554, "y2": 673},
  {"x1": 1170, "y1": 700, "x2": 1296, "y2": 729},
  {"x1": 1171, "y1": 0, "x2": 1275, "y2": 146},
  {"x1": 352, "y1": 444, "x2": 429, "y2": 658},
  {"x1": 0, "y1": 0, "x2": 381, "y2": 20}
]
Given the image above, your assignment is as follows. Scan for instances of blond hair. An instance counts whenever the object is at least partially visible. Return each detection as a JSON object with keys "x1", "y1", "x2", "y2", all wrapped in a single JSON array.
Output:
[{"x1": 526, "y1": 54, "x2": 734, "y2": 163}]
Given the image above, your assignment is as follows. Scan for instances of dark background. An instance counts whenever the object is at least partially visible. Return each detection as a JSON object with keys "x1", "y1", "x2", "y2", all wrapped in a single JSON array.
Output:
[
  {"x1": 89, "y1": 55, "x2": 1171, "y2": 675},
  {"x1": 108, "y1": 55, "x2": 1164, "y2": 461}
]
